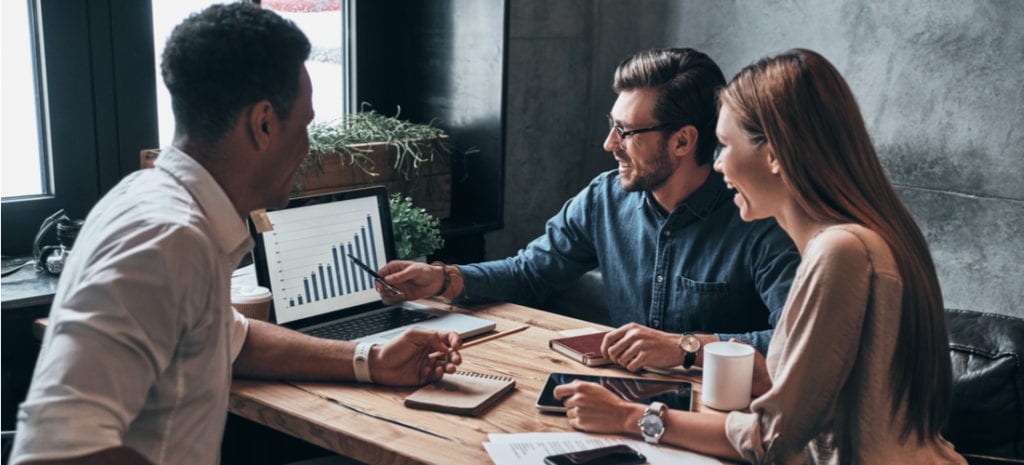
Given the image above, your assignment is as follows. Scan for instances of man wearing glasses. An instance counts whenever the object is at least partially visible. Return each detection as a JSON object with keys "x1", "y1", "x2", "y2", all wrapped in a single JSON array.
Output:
[{"x1": 380, "y1": 48, "x2": 799, "y2": 375}]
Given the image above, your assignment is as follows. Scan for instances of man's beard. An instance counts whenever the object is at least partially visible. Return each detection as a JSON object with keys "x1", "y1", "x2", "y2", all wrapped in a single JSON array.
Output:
[{"x1": 620, "y1": 144, "x2": 674, "y2": 193}]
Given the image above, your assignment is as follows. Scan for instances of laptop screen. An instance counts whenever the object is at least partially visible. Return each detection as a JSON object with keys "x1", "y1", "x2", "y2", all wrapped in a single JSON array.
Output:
[{"x1": 250, "y1": 187, "x2": 396, "y2": 325}]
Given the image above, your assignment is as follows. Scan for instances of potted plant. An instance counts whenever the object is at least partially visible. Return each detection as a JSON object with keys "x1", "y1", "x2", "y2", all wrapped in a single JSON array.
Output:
[
  {"x1": 389, "y1": 194, "x2": 444, "y2": 261},
  {"x1": 295, "y1": 105, "x2": 457, "y2": 218}
]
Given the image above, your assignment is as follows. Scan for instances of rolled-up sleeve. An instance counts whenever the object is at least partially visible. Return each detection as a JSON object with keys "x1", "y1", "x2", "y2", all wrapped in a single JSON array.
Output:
[{"x1": 459, "y1": 183, "x2": 599, "y2": 306}]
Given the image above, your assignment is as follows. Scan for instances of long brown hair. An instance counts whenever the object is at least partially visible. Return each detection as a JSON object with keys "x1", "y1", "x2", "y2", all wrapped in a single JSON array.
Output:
[{"x1": 720, "y1": 49, "x2": 951, "y2": 450}]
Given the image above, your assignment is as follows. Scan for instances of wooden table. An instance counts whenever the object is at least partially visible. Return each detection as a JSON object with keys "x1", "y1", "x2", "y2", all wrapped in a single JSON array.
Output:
[{"x1": 229, "y1": 300, "x2": 716, "y2": 465}]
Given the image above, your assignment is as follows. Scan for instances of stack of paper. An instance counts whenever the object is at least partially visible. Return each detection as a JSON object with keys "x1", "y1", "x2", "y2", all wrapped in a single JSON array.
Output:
[{"x1": 483, "y1": 432, "x2": 725, "y2": 465}]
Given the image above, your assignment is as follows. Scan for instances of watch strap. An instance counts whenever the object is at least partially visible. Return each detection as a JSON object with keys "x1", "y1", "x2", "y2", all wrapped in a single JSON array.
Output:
[
  {"x1": 680, "y1": 334, "x2": 701, "y2": 369},
  {"x1": 353, "y1": 342, "x2": 375, "y2": 383},
  {"x1": 682, "y1": 348, "x2": 697, "y2": 369},
  {"x1": 430, "y1": 261, "x2": 452, "y2": 297},
  {"x1": 639, "y1": 401, "x2": 667, "y2": 444}
]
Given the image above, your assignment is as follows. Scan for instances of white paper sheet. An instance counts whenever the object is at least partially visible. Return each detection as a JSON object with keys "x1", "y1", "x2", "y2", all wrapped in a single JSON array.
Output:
[{"x1": 483, "y1": 432, "x2": 724, "y2": 465}]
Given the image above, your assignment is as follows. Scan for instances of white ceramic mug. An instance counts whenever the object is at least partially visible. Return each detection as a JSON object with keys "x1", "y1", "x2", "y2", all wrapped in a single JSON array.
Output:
[
  {"x1": 231, "y1": 286, "x2": 273, "y2": 321},
  {"x1": 701, "y1": 341, "x2": 755, "y2": 411}
]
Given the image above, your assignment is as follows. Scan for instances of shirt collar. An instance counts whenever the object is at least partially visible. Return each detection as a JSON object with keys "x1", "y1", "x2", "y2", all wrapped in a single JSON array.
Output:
[
  {"x1": 154, "y1": 146, "x2": 253, "y2": 258},
  {"x1": 677, "y1": 170, "x2": 728, "y2": 220},
  {"x1": 639, "y1": 170, "x2": 728, "y2": 221}
]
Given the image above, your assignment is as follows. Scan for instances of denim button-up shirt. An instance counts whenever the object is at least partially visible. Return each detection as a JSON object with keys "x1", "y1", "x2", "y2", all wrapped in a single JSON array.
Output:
[{"x1": 459, "y1": 170, "x2": 799, "y2": 353}]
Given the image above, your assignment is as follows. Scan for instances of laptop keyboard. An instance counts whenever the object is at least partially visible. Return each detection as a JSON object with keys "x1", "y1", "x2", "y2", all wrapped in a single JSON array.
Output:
[{"x1": 303, "y1": 307, "x2": 438, "y2": 341}]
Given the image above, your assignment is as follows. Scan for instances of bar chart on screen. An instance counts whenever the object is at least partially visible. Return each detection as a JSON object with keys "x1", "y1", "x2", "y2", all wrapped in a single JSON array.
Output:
[{"x1": 261, "y1": 196, "x2": 389, "y2": 323}]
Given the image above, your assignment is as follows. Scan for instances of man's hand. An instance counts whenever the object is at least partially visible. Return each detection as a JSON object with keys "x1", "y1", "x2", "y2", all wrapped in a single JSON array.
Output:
[
  {"x1": 377, "y1": 260, "x2": 446, "y2": 304},
  {"x1": 371, "y1": 328, "x2": 462, "y2": 386},
  {"x1": 601, "y1": 323, "x2": 684, "y2": 372},
  {"x1": 554, "y1": 380, "x2": 644, "y2": 434}
]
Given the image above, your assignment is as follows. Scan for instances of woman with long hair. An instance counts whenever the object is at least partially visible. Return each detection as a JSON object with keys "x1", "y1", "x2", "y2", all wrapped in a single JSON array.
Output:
[{"x1": 553, "y1": 49, "x2": 965, "y2": 464}]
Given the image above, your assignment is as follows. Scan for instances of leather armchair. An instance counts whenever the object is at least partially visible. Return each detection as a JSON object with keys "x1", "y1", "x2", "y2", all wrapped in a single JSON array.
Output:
[{"x1": 946, "y1": 308, "x2": 1024, "y2": 461}]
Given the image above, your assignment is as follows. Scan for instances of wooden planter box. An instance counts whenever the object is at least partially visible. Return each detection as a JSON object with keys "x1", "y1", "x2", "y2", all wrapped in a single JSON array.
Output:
[
  {"x1": 140, "y1": 142, "x2": 452, "y2": 219},
  {"x1": 296, "y1": 141, "x2": 452, "y2": 219}
]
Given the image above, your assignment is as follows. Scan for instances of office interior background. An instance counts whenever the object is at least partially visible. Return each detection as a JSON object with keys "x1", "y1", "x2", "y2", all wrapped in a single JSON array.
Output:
[{"x1": 494, "y1": 0, "x2": 1023, "y2": 319}]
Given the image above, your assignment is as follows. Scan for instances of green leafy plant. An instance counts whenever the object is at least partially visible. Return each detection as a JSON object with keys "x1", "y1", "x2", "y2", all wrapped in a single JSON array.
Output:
[
  {"x1": 303, "y1": 104, "x2": 453, "y2": 183},
  {"x1": 389, "y1": 194, "x2": 444, "y2": 260}
]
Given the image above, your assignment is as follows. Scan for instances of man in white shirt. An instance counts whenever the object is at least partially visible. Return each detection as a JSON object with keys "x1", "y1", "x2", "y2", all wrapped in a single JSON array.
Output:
[{"x1": 10, "y1": 5, "x2": 462, "y2": 465}]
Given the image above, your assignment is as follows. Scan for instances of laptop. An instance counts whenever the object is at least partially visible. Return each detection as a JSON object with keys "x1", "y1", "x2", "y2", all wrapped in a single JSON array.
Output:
[{"x1": 249, "y1": 186, "x2": 495, "y2": 344}]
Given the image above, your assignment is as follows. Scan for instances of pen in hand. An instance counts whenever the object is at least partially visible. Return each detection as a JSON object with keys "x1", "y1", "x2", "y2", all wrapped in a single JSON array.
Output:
[
  {"x1": 347, "y1": 254, "x2": 404, "y2": 296},
  {"x1": 428, "y1": 324, "x2": 531, "y2": 361}
]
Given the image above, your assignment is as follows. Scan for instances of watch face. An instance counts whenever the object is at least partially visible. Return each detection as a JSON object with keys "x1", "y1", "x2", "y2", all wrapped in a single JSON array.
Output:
[
  {"x1": 640, "y1": 413, "x2": 663, "y2": 436},
  {"x1": 681, "y1": 335, "x2": 701, "y2": 352}
]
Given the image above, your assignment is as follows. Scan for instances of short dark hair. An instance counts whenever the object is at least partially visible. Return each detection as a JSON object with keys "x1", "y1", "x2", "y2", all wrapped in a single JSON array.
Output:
[
  {"x1": 613, "y1": 48, "x2": 726, "y2": 165},
  {"x1": 161, "y1": 3, "x2": 311, "y2": 143}
]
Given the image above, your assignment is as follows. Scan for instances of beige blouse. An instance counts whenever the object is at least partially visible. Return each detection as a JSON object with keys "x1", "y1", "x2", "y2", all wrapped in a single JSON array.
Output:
[{"x1": 725, "y1": 224, "x2": 965, "y2": 465}]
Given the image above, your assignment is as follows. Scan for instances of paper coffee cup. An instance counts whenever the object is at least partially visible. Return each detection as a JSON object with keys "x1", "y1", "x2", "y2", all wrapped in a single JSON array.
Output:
[
  {"x1": 701, "y1": 341, "x2": 755, "y2": 411},
  {"x1": 231, "y1": 286, "x2": 272, "y2": 321}
]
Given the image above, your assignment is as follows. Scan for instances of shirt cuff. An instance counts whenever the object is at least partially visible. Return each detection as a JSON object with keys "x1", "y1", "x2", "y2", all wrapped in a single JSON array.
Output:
[
  {"x1": 725, "y1": 410, "x2": 767, "y2": 464},
  {"x1": 12, "y1": 399, "x2": 125, "y2": 464}
]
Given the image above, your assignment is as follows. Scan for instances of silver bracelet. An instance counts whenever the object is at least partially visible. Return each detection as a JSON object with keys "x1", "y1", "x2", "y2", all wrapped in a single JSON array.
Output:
[{"x1": 353, "y1": 342, "x2": 375, "y2": 383}]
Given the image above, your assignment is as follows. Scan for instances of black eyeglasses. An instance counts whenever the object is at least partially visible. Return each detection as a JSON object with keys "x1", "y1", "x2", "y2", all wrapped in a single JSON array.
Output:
[{"x1": 607, "y1": 114, "x2": 674, "y2": 139}]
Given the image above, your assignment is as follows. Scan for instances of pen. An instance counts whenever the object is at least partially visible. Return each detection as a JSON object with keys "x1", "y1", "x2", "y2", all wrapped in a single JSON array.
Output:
[
  {"x1": 429, "y1": 324, "x2": 531, "y2": 359},
  {"x1": 347, "y1": 254, "x2": 404, "y2": 296}
]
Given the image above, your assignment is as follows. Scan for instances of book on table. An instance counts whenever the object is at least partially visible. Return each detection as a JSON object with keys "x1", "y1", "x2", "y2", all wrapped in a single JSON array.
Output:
[
  {"x1": 548, "y1": 331, "x2": 611, "y2": 366},
  {"x1": 404, "y1": 371, "x2": 516, "y2": 416}
]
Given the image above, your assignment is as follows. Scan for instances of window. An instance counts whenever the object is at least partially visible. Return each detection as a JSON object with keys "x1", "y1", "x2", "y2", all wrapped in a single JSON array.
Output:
[
  {"x1": 3, "y1": 0, "x2": 355, "y2": 255},
  {"x1": 264, "y1": 0, "x2": 355, "y2": 124},
  {"x1": 2, "y1": 0, "x2": 356, "y2": 256},
  {"x1": 1, "y1": 0, "x2": 46, "y2": 198},
  {"x1": 151, "y1": 0, "x2": 354, "y2": 146},
  {"x1": 1, "y1": 1, "x2": 157, "y2": 256}
]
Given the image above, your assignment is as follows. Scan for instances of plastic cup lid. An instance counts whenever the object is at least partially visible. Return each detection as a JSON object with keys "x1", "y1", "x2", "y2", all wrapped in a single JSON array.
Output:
[{"x1": 231, "y1": 285, "x2": 272, "y2": 304}]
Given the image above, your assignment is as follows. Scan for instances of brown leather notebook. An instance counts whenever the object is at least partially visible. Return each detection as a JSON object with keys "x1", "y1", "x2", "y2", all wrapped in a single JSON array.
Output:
[
  {"x1": 549, "y1": 332, "x2": 611, "y2": 366},
  {"x1": 404, "y1": 371, "x2": 516, "y2": 416}
]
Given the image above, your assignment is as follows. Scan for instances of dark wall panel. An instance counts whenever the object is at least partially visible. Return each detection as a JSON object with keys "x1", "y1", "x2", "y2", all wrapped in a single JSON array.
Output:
[{"x1": 357, "y1": 1, "x2": 507, "y2": 243}]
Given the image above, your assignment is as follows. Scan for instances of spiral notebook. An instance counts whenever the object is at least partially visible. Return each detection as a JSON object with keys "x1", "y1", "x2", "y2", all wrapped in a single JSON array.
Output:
[{"x1": 404, "y1": 371, "x2": 516, "y2": 416}]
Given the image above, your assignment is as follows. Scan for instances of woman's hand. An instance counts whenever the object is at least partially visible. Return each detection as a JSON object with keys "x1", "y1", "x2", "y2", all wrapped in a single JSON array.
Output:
[
  {"x1": 553, "y1": 380, "x2": 645, "y2": 434},
  {"x1": 729, "y1": 338, "x2": 771, "y2": 397}
]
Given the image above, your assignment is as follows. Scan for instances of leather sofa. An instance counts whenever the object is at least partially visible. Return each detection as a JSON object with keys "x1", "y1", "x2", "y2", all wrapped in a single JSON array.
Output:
[
  {"x1": 542, "y1": 271, "x2": 1024, "y2": 462},
  {"x1": 946, "y1": 308, "x2": 1024, "y2": 461}
]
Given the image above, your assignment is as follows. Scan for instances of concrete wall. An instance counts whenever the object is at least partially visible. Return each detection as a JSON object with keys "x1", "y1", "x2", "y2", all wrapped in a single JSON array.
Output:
[{"x1": 495, "y1": 0, "x2": 1023, "y2": 317}]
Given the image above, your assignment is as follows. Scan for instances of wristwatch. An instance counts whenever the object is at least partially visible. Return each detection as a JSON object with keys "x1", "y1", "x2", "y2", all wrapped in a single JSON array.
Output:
[
  {"x1": 679, "y1": 333, "x2": 702, "y2": 369},
  {"x1": 638, "y1": 401, "x2": 667, "y2": 444}
]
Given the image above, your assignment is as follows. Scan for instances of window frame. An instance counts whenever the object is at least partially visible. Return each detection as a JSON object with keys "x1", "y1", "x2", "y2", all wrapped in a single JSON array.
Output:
[{"x1": 1, "y1": 0, "x2": 157, "y2": 256}]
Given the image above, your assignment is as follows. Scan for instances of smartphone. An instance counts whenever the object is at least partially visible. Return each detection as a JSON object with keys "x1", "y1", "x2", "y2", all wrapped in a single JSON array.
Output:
[
  {"x1": 543, "y1": 444, "x2": 646, "y2": 465},
  {"x1": 535, "y1": 372, "x2": 692, "y2": 413}
]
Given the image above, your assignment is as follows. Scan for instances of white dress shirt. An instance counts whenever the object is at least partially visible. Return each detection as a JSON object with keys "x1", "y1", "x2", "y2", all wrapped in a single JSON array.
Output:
[{"x1": 12, "y1": 147, "x2": 252, "y2": 465}]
